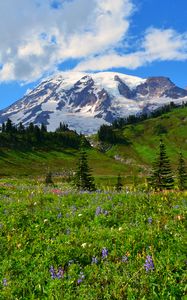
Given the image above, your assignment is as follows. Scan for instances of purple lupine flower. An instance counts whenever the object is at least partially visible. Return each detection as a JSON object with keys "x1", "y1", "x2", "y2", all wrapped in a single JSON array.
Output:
[
  {"x1": 102, "y1": 248, "x2": 108, "y2": 259},
  {"x1": 50, "y1": 266, "x2": 64, "y2": 279},
  {"x1": 95, "y1": 206, "x2": 102, "y2": 216},
  {"x1": 103, "y1": 210, "x2": 108, "y2": 216},
  {"x1": 66, "y1": 229, "x2": 71, "y2": 235},
  {"x1": 68, "y1": 260, "x2": 74, "y2": 266},
  {"x1": 173, "y1": 205, "x2": 180, "y2": 209},
  {"x1": 91, "y1": 256, "x2": 98, "y2": 264},
  {"x1": 148, "y1": 217, "x2": 153, "y2": 224},
  {"x1": 57, "y1": 212, "x2": 62, "y2": 218},
  {"x1": 77, "y1": 272, "x2": 85, "y2": 284},
  {"x1": 49, "y1": 266, "x2": 56, "y2": 279},
  {"x1": 122, "y1": 255, "x2": 128, "y2": 262},
  {"x1": 56, "y1": 267, "x2": 64, "y2": 279},
  {"x1": 2, "y1": 278, "x2": 8, "y2": 287},
  {"x1": 144, "y1": 255, "x2": 154, "y2": 272}
]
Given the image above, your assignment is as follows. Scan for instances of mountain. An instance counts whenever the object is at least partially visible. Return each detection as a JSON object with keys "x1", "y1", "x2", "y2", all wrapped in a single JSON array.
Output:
[{"x1": 0, "y1": 71, "x2": 187, "y2": 134}]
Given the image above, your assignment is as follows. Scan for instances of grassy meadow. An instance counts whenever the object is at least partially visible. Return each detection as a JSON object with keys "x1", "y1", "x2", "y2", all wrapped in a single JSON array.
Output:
[
  {"x1": 0, "y1": 178, "x2": 186, "y2": 299},
  {"x1": 0, "y1": 106, "x2": 187, "y2": 299}
]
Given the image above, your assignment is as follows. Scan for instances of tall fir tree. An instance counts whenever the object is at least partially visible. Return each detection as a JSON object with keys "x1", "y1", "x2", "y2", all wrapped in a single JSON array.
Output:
[
  {"x1": 177, "y1": 151, "x2": 187, "y2": 190},
  {"x1": 115, "y1": 174, "x2": 123, "y2": 192},
  {"x1": 148, "y1": 139, "x2": 174, "y2": 191},
  {"x1": 74, "y1": 142, "x2": 96, "y2": 191},
  {"x1": 45, "y1": 171, "x2": 54, "y2": 185}
]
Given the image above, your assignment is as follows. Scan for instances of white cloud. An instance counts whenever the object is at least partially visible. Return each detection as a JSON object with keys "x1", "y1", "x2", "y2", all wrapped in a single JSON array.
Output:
[
  {"x1": 143, "y1": 28, "x2": 187, "y2": 61},
  {"x1": 0, "y1": 0, "x2": 187, "y2": 83},
  {"x1": 75, "y1": 28, "x2": 187, "y2": 72},
  {"x1": 0, "y1": 0, "x2": 134, "y2": 82}
]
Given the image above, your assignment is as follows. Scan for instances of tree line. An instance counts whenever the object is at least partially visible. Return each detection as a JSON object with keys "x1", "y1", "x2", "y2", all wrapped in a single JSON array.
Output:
[
  {"x1": 0, "y1": 119, "x2": 87, "y2": 150},
  {"x1": 98, "y1": 101, "x2": 187, "y2": 143},
  {"x1": 148, "y1": 139, "x2": 187, "y2": 191},
  {"x1": 46, "y1": 138, "x2": 187, "y2": 192}
]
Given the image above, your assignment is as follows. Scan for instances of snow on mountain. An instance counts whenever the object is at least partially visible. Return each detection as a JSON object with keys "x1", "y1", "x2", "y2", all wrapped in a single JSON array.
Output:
[{"x1": 0, "y1": 71, "x2": 187, "y2": 134}]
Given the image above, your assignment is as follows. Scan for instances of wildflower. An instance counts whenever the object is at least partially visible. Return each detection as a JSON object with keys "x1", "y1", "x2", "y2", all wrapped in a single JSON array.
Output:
[
  {"x1": 50, "y1": 266, "x2": 64, "y2": 279},
  {"x1": 81, "y1": 243, "x2": 87, "y2": 248},
  {"x1": 95, "y1": 207, "x2": 108, "y2": 216},
  {"x1": 68, "y1": 260, "x2": 74, "y2": 266},
  {"x1": 118, "y1": 227, "x2": 123, "y2": 231},
  {"x1": 175, "y1": 215, "x2": 184, "y2": 221},
  {"x1": 71, "y1": 206, "x2": 77, "y2": 212},
  {"x1": 148, "y1": 217, "x2": 153, "y2": 224},
  {"x1": 57, "y1": 212, "x2": 62, "y2": 218},
  {"x1": 102, "y1": 247, "x2": 108, "y2": 259},
  {"x1": 66, "y1": 229, "x2": 71, "y2": 235},
  {"x1": 2, "y1": 278, "x2": 8, "y2": 287},
  {"x1": 56, "y1": 267, "x2": 64, "y2": 279},
  {"x1": 91, "y1": 256, "x2": 98, "y2": 264},
  {"x1": 49, "y1": 266, "x2": 56, "y2": 279},
  {"x1": 95, "y1": 206, "x2": 102, "y2": 216},
  {"x1": 77, "y1": 272, "x2": 85, "y2": 284},
  {"x1": 51, "y1": 189, "x2": 62, "y2": 195},
  {"x1": 173, "y1": 205, "x2": 179, "y2": 209},
  {"x1": 144, "y1": 255, "x2": 154, "y2": 272},
  {"x1": 122, "y1": 256, "x2": 128, "y2": 262}
]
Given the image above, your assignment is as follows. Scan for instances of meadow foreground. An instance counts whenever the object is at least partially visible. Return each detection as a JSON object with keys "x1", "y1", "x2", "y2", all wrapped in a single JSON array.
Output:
[{"x1": 0, "y1": 179, "x2": 186, "y2": 299}]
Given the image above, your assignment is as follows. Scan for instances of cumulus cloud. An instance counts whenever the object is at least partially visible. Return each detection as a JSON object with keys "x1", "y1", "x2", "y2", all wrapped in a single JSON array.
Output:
[
  {"x1": 0, "y1": 0, "x2": 187, "y2": 82},
  {"x1": 75, "y1": 28, "x2": 187, "y2": 71},
  {"x1": 0, "y1": 0, "x2": 133, "y2": 82},
  {"x1": 143, "y1": 28, "x2": 187, "y2": 61}
]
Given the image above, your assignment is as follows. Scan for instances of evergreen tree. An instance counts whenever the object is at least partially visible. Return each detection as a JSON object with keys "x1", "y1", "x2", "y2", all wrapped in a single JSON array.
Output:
[
  {"x1": 177, "y1": 151, "x2": 187, "y2": 190},
  {"x1": 28, "y1": 122, "x2": 35, "y2": 133},
  {"x1": 98, "y1": 124, "x2": 117, "y2": 143},
  {"x1": 74, "y1": 144, "x2": 96, "y2": 191},
  {"x1": 5, "y1": 118, "x2": 13, "y2": 133},
  {"x1": 56, "y1": 122, "x2": 69, "y2": 132},
  {"x1": 17, "y1": 122, "x2": 25, "y2": 133},
  {"x1": 148, "y1": 139, "x2": 174, "y2": 191},
  {"x1": 1, "y1": 123, "x2": 5, "y2": 133},
  {"x1": 41, "y1": 123, "x2": 47, "y2": 133},
  {"x1": 115, "y1": 174, "x2": 123, "y2": 191},
  {"x1": 45, "y1": 171, "x2": 54, "y2": 185}
]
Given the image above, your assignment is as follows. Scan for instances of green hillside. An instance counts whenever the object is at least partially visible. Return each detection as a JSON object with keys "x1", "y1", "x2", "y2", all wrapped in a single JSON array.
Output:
[
  {"x1": 104, "y1": 106, "x2": 187, "y2": 174},
  {"x1": 0, "y1": 106, "x2": 187, "y2": 186}
]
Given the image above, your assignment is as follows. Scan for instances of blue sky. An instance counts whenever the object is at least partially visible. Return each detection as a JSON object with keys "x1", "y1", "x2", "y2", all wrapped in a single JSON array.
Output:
[{"x1": 0, "y1": 0, "x2": 187, "y2": 109}]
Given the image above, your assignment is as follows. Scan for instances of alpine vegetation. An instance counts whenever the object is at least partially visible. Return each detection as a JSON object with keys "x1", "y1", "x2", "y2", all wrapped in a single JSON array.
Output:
[{"x1": 148, "y1": 139, "x2": 174, "y2": 190}]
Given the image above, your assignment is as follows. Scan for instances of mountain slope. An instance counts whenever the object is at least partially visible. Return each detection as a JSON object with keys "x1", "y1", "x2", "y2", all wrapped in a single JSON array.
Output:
[
  {"x1": 0, "y1": 106, "x2": 187, "y2": 184},
  {"x1": 104, "y1": 106, "x2": 187, "y2": 172},
  {"x1": 0, "y1": 72, "x2": 187, "y2": 134}
]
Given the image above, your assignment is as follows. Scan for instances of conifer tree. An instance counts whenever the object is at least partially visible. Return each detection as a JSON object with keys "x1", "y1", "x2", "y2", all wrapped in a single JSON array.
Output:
[
  {"x1": 115, "y1": 174, "x2": 123, "y2": 191},
  {"x1": 5, "y1": 119, "x2": 13, "y2": 133},
  {"x1": 177, "y1": 151, "x2": 187, "y2": 190},
  {"x1": 1, "y1": 123, "x2": 5, "y2": 133},
  {"x1": 45, "y1": 171, "x2": 54, "y2": 185},
  {"x1": 74, "y1": 142, "x2": 96, "y2": 191},
  {"x1": 148, "y1": 139, "x2": 174, "y2": 191}
]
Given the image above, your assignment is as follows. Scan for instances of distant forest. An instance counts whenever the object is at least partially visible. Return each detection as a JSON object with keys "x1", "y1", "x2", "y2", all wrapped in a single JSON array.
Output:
[
  {"x1": 0, "y1": 119, "x2": 87, "y2": 150},
  {"x1": 0, "y1": 101, "x2": 187, "y2": 150},
  {"x1": 98, "y1": 101, "x2": 187, "y2": 144}
]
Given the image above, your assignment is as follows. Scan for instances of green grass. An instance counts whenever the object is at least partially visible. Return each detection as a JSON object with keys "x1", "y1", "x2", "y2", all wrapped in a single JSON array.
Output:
[
  {"x1": 0, "y1": 179, "x2": 186, "y2": 299},
  {"x1": 106, "y1": 106, "x2": 187, "y2": 168},
  {"x1": 0, "y1": 106, "x2": 187, "y2": 184}
]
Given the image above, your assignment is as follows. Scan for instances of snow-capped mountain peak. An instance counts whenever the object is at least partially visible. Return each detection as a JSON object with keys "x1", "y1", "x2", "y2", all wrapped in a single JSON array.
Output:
[{"x1": 0, "y1": 71, "x2": 187, "y2": 134}]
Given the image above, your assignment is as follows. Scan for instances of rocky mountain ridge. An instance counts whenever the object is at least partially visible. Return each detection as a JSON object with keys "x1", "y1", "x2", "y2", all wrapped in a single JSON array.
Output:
[{"x1": 0, "y1": 71, "x2": 187, "y2": 134}]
